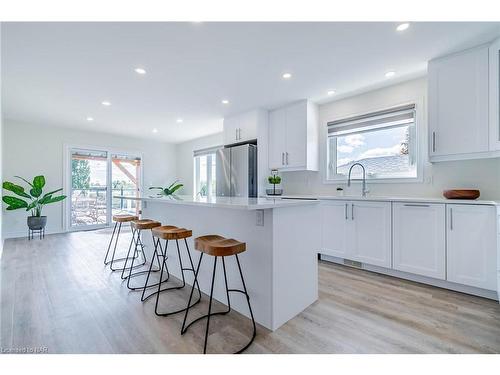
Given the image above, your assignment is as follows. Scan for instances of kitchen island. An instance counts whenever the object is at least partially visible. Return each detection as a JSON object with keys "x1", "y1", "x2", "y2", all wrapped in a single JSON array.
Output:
[{"x1": 116, "y1": 195, "x2": 321, "y2": 331}]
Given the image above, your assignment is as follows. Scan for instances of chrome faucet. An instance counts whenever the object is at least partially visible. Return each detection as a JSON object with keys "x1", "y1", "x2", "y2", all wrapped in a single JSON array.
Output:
[{"x1": 347, "y1": 163, "x2": 369, "y2": 197}]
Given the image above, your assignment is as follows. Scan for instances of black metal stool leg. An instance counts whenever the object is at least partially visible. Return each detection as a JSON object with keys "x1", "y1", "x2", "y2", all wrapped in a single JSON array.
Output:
[
  {"x1": 234, "y1": 254, "x2": 257, "y2": 354},
  {"x1": 184, "y1": 238, "x2": 202, "y2": 300},
  {"x1": 154, "y1": 240, "x2": 169, "y2": 314},
  {"x1": 153, "y1": 238, "x2": 201, "y2": 316},
  {"x1": 141, "y1": 236, "x2": 166, "y2": 301},
  {"x1": 181, "y1": 253, "x2": 204, "y2": 334},
  {"x1": 104, "y1": 222, "x2": 118, "y2": 265},
  {"x1": 109, "y1": 223, "x2": 122, "y2": 270},
  {"x1": 121, "y1": 228, "x2": 138, "y2": 279},
  {"x1": 203, "y1": 256, "x2": 218, "y2": 354},
  {"x1": 110, "y1": 223, "x2": 146, "y2": 272}
]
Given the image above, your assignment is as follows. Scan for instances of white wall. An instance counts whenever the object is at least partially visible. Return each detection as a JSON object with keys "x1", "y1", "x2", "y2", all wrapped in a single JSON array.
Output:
[
  {"x1": 0, "y1": 24, "x2": 3, "y2": 254},
  {"x1": 2, "y1": 120, "x2": 177, "y2": 238},
  {"x1": 175, "y1": 132, "x2": 223, "y2": 195},
  {"x1": 281, "y1": 78, "x2": 500, "y2": 200}
]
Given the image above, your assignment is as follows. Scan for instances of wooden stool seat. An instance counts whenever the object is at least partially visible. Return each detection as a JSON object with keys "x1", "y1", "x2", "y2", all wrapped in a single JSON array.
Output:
[
  {"x1": 131, "y1": 219, "x2": 161, "y2": 230},
  {"x1": 152, "y1": 225, "x2": 192, "y2": 240},
  {"x1": 113, "y1": 214, "x2": 139, "y2": 223},
  {"x1": 195, "y1": 235, "x2": 246, "y2": 257}
]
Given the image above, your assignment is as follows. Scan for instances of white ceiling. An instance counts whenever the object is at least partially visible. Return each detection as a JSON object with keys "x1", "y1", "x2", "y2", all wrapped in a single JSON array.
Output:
[{"x1": 2, "y1": 22, "x2": 500, "y2": 143}]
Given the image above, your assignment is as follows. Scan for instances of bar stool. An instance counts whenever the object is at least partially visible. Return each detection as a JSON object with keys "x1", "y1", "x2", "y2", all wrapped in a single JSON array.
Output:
[
  {"x1": 181, "y1": 235, "x2": 256, "y2": 354},
  {"x1": 121, "y1": 219, "x2": 163, "y2": 290},
  {"x1": 141, "y1": 225, "x2": 201, "y2": 316},
  {"x1": 104, "y1": 214, "x2": 143, "y2": 271}
]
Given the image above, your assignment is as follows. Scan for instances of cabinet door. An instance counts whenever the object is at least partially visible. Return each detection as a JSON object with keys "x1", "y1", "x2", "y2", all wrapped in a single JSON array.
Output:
[
  {"x1": 489, "y1": 38, "x2": 500, "y2": 151},
  {"x1": 284, "y1": 101, "x2": 307, "y2": 169},
  {"x1": 447, "y1": 205, "x2": 497, "y2": 290},
  {"x1": 223, "y1": 116, "x2": 239, "y2": 145},
  {"x1": 321, "y1": 201, "x2": 350, "y2": 258},
  {"x1": 428, "y1": 46, "x2": 489, "y2": 157},
  {"x1": 238, "y1": 111, "x2": 258, "y2": 142},
  {"x1": 268, "y1": 109, "x2": 286, "y2": 169},
  {"x1": 349, "y1": 201, "x2": 392, "y2": 268},
  {"x1": 393, "y1": 203, "x2": 445, "y2": 279}
]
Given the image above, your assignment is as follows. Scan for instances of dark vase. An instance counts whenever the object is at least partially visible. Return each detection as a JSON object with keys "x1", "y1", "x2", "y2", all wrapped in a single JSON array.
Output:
[{"x1": 27, "y1": 216, "x2": 47, "y2": 230}]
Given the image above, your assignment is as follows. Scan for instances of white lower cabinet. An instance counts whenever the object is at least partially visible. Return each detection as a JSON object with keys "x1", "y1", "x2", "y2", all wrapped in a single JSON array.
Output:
[
  {"x1": 393, "y1": 203, "x2": 446, "y2": 279},
  {"x1": 447, "y1": 204, "x2": 497, "y2": 290},
  {"x1": 321, "y1": 200, "x2": 391, "y2": 268},
  {"x1": 321, "y1": 201, "x2": 349, "y2": 258}
]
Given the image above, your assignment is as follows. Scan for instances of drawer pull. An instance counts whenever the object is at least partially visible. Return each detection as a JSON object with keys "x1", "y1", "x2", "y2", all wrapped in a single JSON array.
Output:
[{"x1": 404, "y1": 204, "x2": 430, "y2": 207}]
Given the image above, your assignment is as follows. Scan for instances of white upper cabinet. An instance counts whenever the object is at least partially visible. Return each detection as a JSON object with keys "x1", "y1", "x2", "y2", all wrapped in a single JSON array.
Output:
[
  {"x1": 393, "y1": 203, "x2": 446, "y2": 280},
  {"x1": 223, "y1": 110, "x2": 259, "y2": 145},
  {"x1": 428, "y1": 45, "x2": 490, "y2": 161},
  {"x1": 489, "y1": 38, "x2": 500, "y2": 151},
  {"x1": 268, "y1": 100, "x2": 319, "y2": 171},
  {"x1": 446, "y1": 204, "x2": 497, "y2": 291}
]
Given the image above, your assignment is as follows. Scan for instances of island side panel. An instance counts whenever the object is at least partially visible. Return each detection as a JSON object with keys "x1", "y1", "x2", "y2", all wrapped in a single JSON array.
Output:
[
  {"x1": 142, "y1": 202, "x2": 274, "y2": 330},
  {"x1": 271, "y1": 203, "x2": 321, "y2": 330}
]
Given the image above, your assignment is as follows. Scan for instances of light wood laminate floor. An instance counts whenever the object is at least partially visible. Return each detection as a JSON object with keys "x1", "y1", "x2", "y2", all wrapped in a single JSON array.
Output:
[{"x1": 1, "y1": 229, "x2": 500, "y2": 354}]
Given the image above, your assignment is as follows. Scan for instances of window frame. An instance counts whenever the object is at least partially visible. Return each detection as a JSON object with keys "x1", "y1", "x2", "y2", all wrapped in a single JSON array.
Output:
[
  {"x1": 325, "y1": 101, "x2": 423, "y2": 184},
  {"x1": 193, "y1": 146, "x2": 221, "y2": 197}
]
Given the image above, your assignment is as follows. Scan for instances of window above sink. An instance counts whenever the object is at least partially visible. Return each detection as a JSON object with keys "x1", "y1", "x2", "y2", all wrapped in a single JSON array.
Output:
[{"x1": 326, "y1": 104, "x2": 419, "y2": 182}]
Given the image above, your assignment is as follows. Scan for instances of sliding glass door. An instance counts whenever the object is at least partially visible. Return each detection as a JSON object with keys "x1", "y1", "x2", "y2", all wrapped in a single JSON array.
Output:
[
  {"x1": 67, "y1": 147, "x2": 142, "y2": 231},
  {"x1": 70, "y1": 149, "x2": 109, "y2": 229}
]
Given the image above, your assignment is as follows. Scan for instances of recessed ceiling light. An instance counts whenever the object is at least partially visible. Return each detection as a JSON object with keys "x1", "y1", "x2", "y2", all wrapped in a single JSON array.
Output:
[
  {"x1": 101, "y1": 101, "x2": 111, "y2": 106},
  {"x1": 176, "y1": 118, "x2": 183, "y2": 123},
  {"x1": 134, "y1": 67, "x2": 147, "y2": 75},
  {"x1": 86, "y1": 116, "x2": 94, "y2": 122},
  {"x1": 385, "y1": 71, "x2": 396, "y2": 78},
  {"x1": 152, "y1": 128, "x2": 158, "y2": 133},
  {"x1": 327, "y1": 90, "x2": 336, "y2": 96},
  {"x1": 282, "y1": 73, "x2": 292, "y2": 79},
  {"x1": 396, "y1": 23, "x2": 410, "y2": 32},
  {"x1": 221, "y1": 99, "x2": 229, "y2": 104}
]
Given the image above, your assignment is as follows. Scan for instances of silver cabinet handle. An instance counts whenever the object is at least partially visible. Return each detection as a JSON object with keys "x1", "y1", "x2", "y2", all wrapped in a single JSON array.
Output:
[
  {"x1": 450, "y1": 207, "x2": 453, "y2": 230},
  {"x1": 238, "y1": 128, "x2": 241, "y2": 140},
  {"x1": 235, "y1": 128, "x2": 238, "y2": 141},
  {"x1": 432, "y1": 131, "x2": 436, "y2": 153},
  {"x1": 351, "y1": 204, "x2": 354, "y2": 220},
  {"x1": 345, "y1": 203, "x2": 348, "y2": 220},
  {"x1": 404, "y1": 204, "x2": 430, "y2": 207},
  {"x1": 282, "y1": 152, "x2": 285, "y2": 165},
  {"x1": 286, "y1": 152, "x2": 289, "y2": 165}
]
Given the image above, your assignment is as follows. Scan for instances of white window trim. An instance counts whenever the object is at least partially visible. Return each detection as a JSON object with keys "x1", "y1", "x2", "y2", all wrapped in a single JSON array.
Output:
[
  {"x1": 193, "y1": 149, "x2": 219, "y2": 197},
  {"x1": 323, "y1": 99, "x2": 425, "y2": 185}
]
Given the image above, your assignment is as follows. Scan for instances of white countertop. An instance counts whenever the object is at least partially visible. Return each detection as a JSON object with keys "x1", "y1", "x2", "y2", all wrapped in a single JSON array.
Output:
[
  {"x1": 265, "y1": 194, "x2": 500, "y2": 206},
  {"x1": 114, "y1": 194, "x2": 320, "y2": 210}
]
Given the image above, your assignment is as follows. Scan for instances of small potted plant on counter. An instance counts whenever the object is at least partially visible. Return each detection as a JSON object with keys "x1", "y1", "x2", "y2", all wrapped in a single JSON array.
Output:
[
  {"x1": 266, "y1": 170, "x2": 283, "y2": 196},
  {"x1": 2, "y1": 175, "x2": 67, "y2": 238}
]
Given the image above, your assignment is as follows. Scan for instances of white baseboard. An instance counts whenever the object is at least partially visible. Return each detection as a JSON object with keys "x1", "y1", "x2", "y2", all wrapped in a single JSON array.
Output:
[
  {"x1": 3, "y1": 228, "x2": 66, "y2": 239},
  {"x1": 320, "y1": 254, "x2": 499, "y2": 301}
]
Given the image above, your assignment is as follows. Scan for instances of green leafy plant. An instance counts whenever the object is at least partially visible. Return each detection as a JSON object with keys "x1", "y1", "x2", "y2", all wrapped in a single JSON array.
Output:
[
  {"x1": 2, "y1": 175, "x2": 67, "y2": 217},
  {"x1": 268, "y1": 175, "x2": 282, "y2": 185},
  {"x1": 149, "y1": 180, "x2": 184, "y2": 196}
]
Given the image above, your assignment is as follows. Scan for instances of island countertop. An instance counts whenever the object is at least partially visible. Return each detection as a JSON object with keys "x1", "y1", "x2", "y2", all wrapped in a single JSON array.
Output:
[{"x1": 114, "y1": 194, "x2": 319, "y2": 210}]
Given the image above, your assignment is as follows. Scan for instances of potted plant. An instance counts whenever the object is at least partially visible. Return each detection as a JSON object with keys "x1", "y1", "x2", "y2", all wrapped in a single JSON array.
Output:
[
  {"x1": 266, "y1": 171, "x2": 283, "y2": 196},
  {"x1": 2, "y1": 175, "x2": 67, "y2": 232},
  {"x1": 149, "y1": 180, "x2": 184, "y2": 197}
]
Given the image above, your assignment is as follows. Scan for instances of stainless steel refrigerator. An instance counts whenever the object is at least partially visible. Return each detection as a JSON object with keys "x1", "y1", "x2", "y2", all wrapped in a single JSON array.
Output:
[{"x1": 216, "y1": 144, "x2": 257, "y2": 198}]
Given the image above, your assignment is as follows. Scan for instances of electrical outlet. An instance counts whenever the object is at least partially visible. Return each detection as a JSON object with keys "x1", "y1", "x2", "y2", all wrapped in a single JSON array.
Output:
[{"x1": 256, "y1": 210, "x2": 264, "y2": 226}]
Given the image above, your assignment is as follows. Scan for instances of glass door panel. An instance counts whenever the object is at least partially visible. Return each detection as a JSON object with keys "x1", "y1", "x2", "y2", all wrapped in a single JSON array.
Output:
[
  {"x1": 70, "y1": 149, "x2": 108, "y2": 228},
  {"x1": 111, "y1": 154, "x2": 141, "y2": 216}
]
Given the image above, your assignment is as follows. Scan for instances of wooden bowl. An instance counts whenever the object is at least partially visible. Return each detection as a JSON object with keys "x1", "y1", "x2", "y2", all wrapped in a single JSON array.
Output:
[{"x1": 443, "y1": 189, "x2": 480, "y2": 200}]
